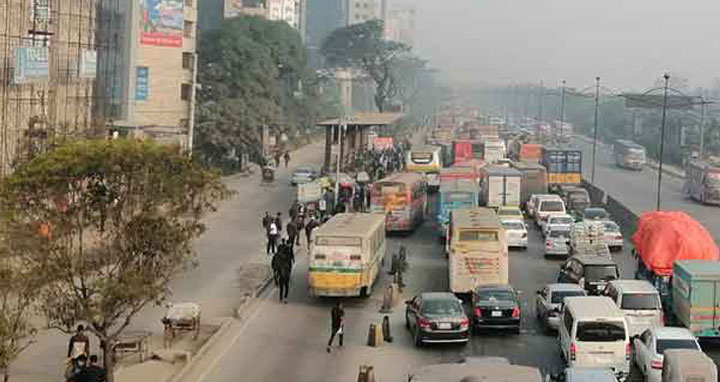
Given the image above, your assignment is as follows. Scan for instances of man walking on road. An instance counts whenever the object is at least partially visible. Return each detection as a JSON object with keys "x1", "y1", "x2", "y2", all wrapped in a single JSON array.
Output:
[
  {"x1": 68, "y1": 325, "x2": 90, "y2": 365},
  {"x1": 262, "y1": 211, "x2": 272, "y2": 231},
  {"x1": 284, "y1": 151, "x2": 290, "y2": 168},
  {"x1": 326, "y1": 301, "x2": 345, "y2": 353},
  {"x1": 267, "y1": 220, "x2": 278, "y2": 255},
  {"x1": 286, "y1": 219, "x2": 298, "y2": 249},
  {"x1": 275, "y1": 212, "x2": 283, "y2": 235},
  {"x1": 305, "y1": 217, "x2": 317, "y2": 250}
]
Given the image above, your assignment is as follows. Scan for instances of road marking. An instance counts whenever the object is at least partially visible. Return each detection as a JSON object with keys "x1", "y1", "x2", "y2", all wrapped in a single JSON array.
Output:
[{"x1": 194, "y1": 288, "x2": 273, "y2": 382}]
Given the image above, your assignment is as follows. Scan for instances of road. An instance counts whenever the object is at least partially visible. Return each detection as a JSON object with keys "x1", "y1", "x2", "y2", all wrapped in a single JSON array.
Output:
[
  {"x1": 177, "y1": 194, "x2": 640, "y2": 382},
  {"x1": 573, "y1": 137, "x2": 720, "y2": 240},
  {"x1": 12, "y1": 142, "x2": 326, "y2": 382}
]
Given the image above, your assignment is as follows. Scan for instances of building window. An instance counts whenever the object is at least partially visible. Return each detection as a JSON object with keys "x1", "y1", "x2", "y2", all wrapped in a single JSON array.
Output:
[
  {"x1": 181, "y1": 83, "x2": 192, "y2": 101},
  {"x1": 182, "y1": 52, "x2": 194, "y2": 69},
  {"x1": 183, "y1": 20, "x2": 194, "y2": 38}
]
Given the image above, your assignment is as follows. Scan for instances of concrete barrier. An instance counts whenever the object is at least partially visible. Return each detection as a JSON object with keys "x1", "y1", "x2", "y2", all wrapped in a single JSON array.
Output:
[{"x1": 581, "y1": 179, "x2": 639, "y2": 238}]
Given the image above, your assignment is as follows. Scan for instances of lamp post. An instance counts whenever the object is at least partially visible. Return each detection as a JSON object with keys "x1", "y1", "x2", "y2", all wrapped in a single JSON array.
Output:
[
  {"x1": 656, "y1": 73, "x2": 670, "y2": 211},
  {"x1": 591, "y1": 77, "x2": 601, "y2": 184},
  {"x1": 334, "y1": 116, "x2": 347, "y2": 208},
  {"x1": 559, "y1": 80, "x2": 566, "y2": 138}
]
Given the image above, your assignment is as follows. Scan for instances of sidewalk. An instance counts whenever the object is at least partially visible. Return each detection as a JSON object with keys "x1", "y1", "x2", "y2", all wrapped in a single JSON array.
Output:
[{"x1": 11, "y1": 141, "x2": 325, "y2": 382}]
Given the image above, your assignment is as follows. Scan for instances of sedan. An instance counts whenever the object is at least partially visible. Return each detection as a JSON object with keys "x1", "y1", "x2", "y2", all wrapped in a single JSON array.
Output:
[
  {"x1": 405, "y1": 292, "x2": 470, "y2": 347},
  {"x1": 290, "y1": 166, "x2": 317, "y2": 185},
  {"x1": 472, "y1": 285, "x2": 521, "y2": 334},
  {"x1": 545, "y1": 228, "x2": 571, "y2": 258},
  {"x1": 497, "y1": 206, "x2": 524, "y2": 221},
  {"x1": 602, "y1": 221, "x2": 623, "y2": 251},
  {"x1": 582, "y1": 207, "x2": 609, "y2": 221},
  {"x1": 633, "y1": 327, "x2": 702, "y2": 382},
  {"x1": 535, "y1": 284, "x2": 586, "y2": 330},
  {"x1": 501, "y1": 219, "x2": 527, "y2": 250},
  {"x1": 543, "y1": 214, "x2": 575, "y2": 237}
]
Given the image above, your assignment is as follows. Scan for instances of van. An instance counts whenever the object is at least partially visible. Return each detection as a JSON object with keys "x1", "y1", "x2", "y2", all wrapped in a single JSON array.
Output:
[
  {"x1": 536, "y1": 196, "x2": 566, "y2": 230},
  {"x1": 603, "y1": 280, "x2": 663, "y2": 337},
  {"x1": 559, "y1": 296, "x2": 630, "y2": 380}
]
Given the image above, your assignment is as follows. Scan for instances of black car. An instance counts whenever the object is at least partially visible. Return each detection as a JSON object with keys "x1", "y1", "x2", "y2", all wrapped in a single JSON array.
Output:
[
  {"x1": 581, "y1": 207, "x2": 609, "y2": 221},
  {"x1": 471, "y1": 285, "x2": 521, "y2": 334},
  {"x1": 405, "y1": 292, "x2": 470, "y2": 347},
  {"x1": 557, "y1": 255, "x2": 620, "y2": 295}
]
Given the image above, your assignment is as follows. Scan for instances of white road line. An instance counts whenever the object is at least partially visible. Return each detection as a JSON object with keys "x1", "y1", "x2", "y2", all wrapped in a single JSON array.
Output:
[{"x1": 194, "y1": 287, "x2": 275, "y2": 382}]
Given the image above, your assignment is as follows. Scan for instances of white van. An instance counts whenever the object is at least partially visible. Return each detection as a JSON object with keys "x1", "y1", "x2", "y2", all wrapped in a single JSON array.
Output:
[
  {"x1": 603, "y1": 280, "x2": 663, "y2": 337},
  {"x1": 535, "y1": 195, "x2": 566, "y2": 230},
  {"x1": 559, "y1": 296, "x2": 630, "y2": 380}
]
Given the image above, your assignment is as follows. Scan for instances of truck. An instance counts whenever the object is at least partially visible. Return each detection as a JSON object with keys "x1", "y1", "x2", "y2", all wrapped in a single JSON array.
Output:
[
  {"x1": 482, "y1": 138, "x2": 506, "y2": 164},
  {"x1": 510, "y1": 161, "x2": 548, "y2": 206},
  {"x1": 632, "y1": 211, "x2": 719, "y2": 310},
  {"x1": 479, "y1": 165, "x2": 522, "y2": 208},
  {"x1": 297, "y1": 181, "x2": 323, "y2": 211},
  {"x1": 672, "y1": 260, "x2": 720, "y2": 338},
  {"x1": 541, "y1": 147, "x2": 582, "y2": 187},
  {"x1": 570, "y1": 221, "x2": 610, "y2": 257}
]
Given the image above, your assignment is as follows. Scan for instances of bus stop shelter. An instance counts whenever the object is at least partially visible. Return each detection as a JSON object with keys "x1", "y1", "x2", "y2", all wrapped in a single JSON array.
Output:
[{"x1": 317, "y1": 112, "x2": 404, "y2": 172}]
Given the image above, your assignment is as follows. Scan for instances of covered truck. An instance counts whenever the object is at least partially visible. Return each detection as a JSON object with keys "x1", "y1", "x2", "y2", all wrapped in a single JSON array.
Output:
[
  {"x1": 672, "y1": 260, "x2": 720, "y2": 338},
  {"x1": 479, "y1": 165, "x2": 522, "y2": 208},
  {"x1": 510, "y1": 161, "x2": 548, "y2": 206},
  {"x1": 632, "y1": 211, "x2": 719, "y2": 308}
]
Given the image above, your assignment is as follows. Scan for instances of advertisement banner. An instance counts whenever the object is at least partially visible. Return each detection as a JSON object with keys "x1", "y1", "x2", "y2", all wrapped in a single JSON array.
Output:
[
  {"x1": 135, "y1": 67, "x2": 149, "y2": 101},
  {"x1": 79, "y1": 50, "x2": 97, "y2": 78},
  {"x1": 139, "y1": 0, "x2": 184, "y2": 47},
  {"x1": 373, "y1": 137, "x2": 394, "y2": 151},
  {"x1": 13, "y1": 46, "x2": 49, "y2": 84}
]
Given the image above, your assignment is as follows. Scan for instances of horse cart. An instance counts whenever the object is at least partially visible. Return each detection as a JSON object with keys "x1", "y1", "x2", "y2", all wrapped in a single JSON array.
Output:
[{"x1": 161, "y1": 302, "x2": 201, "y2": 347}]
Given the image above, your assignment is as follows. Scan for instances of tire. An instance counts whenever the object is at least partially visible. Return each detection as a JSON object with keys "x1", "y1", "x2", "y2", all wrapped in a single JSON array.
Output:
[{"x1": 513, "y1": 326, "x2": 521, "y2": 335}]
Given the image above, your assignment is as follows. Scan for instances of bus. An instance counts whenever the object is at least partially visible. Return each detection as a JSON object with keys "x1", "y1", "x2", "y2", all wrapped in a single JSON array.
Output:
[
  {"x1": 370, "y1": 172, "x2": 428, "y2": 232},
  {"x1": 685, "y1": 158, "x2": 720, "y2": 205},
  {"x1": 613, "y1": 139, "x2": 646, "y2": 170},
  {"x1": 453, "y1": 139, "x2": 484, "y2": 164},
  {"x1": 436, "y1": 179, "x2": 480, "y2": 237},
  {"x1": 445, "y1": 208, "x2": 508, "y2": 295},
  {"x1": 541, "y1": 147, "x2": 582, "y2": 186},
  {"x1": 406, "y1": 146, "x2": 443, "y2": 191},
  {"x1": 308, "y1": 213, "x2": 386, "y2": 297}
]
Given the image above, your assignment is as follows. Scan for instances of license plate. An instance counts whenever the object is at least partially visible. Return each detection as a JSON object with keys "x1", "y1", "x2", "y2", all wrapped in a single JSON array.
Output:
[
  {"x1": 438, "y1": 322, "x2": 452, "y2": 330},
  {"x1": 492, "y1": 311, "x2": 502, "y2": 317}
]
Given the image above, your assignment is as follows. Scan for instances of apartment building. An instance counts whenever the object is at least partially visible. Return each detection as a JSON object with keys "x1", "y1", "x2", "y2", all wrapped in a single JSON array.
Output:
[
  {"x1": 346, "y1": 0, "x2": 385, "y2": 25},
  {"x1": 223, "y1": 0, "x2": 305, "y2": 37}
]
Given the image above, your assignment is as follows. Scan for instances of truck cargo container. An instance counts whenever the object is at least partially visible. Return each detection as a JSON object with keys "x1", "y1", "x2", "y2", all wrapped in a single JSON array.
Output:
[
  {"x1": 480, "y1": 166, "x2": 522, "y2": 207},
  {"x1": 672, "y1": 260, "x2": 720, "y2": 338},
  {"x1": 510, "y1": 161, "x2": 548, "y2": 205}
]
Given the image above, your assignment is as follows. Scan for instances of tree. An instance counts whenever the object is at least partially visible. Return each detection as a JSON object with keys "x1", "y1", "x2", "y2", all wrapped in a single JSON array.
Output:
[
  {"x1": 321, "y1": 20, "x2": 411, "y2": 112},
  {"x1": 0, "y1": 139, "x2": 230, "y2": 382}
]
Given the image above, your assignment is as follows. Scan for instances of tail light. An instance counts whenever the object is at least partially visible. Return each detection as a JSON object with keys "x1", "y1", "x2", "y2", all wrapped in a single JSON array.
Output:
[
  {"x1": 459, "y1": 317, "x2": 469, "y2": 329},
  {"x1": 474, "y1": 307, "x2": 483, "y2": 317},
  {"x1": 626, "y1": 342, "x2": 632, "y2": 361},
  {"x1": 511, "y1": 307, "x2": 520, "y2": 318},
  {"x1": 570, "y1": 342, "x2": 577, "y2": 361},
  {"x1": 651, "y1": 358, "x2": 663, "y2": 370},
  {"x1": 545, "y1": 240, "x2": 552, "y2": 247},
  {"x1": 615, "y1": 235, "x2": 622, "y2": 240},
  {"x1": 418, "y1": 317, "x2": 431, "y2": 330}
]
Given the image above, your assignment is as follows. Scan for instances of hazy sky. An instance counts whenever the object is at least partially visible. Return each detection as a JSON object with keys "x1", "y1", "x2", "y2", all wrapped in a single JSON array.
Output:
[{"x1": 401, "y1": 0, "x2": 720, "y2": 91}]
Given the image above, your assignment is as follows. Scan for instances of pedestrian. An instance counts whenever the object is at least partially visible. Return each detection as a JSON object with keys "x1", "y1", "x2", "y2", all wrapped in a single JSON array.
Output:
[
  {"x1": 275, "y1": 212, "x2": 283, "y2": 234},
  {"x1": 274, "y1": 151, "x2": 281, "y2": 168},
  {"x1": 66, "y1": 354, "x2": 88, "y2": 382},
  {"x1": 68, "y1": 325, "x2": 90, "y2": 366},
  {"x1": 84, "y1": 355, "x2": 107, "y2": 382},
  {"x1": 326, "y1": 301, "x2": 345, "y2": 353},
  {"x1": 365, "y1": 185, "x2": 371, "y2": 211},
  {"x1": 267, "y1": 220, "x2": 278, "y2": 255},
  {"x1": 289, "y1": 200, "x2": 299, "y2": 221},
  {"x1": 261, "y1": 211, "x2": 272, "y2": 232},
  {"x1": 286, "y1": 219, "x2": 298, "y2": 249},
  {"x1": 318, "y1": 196, "x2": 327, "y2": 220},
  {"x1": 305, "y1": 217, "x2": 316, "y2": 250},
  {"x1": 284, "y1": 151, "x2": 290, "y2": 168}
]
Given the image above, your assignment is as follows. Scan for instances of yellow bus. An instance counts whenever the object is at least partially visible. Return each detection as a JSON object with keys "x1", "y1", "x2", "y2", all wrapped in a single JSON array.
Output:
[
  {"x1": 406, "y1": 146, "x2": 443, "y2": 190},
  {"x1": 308, "y1": 213, "x2": 386, "y2": 297},
  {"x1": 445, "y1": 208, "x2": 508, "y2": 294}
]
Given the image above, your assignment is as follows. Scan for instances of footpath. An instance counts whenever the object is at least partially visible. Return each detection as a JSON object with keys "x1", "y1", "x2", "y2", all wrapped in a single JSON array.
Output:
[{"x1": 12, "y1": 141, "x2": 325, "y2": 382}]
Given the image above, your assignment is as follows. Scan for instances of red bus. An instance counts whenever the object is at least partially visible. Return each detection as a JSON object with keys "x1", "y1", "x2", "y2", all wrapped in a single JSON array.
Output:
[
  {"x1": 453, "y1": 139, "x2": 484, "y2": 164},
  {"x1": 370, "y1": 172, "x2": 428, "y2": 232}
]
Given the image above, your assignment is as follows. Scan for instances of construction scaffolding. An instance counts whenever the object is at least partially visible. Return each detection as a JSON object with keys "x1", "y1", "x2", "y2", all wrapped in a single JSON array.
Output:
[{"x1": 0, "y1": 0, "x2": 121, "y2": 175}]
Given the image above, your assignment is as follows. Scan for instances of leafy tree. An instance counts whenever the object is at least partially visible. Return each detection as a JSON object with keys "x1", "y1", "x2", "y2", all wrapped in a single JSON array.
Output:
[
  {"x1": 321, "y1": 20, "x2": 411, "y2": 112},
  {"x1": 0, "y1": 139, "x2": 230, "y2": 382}
]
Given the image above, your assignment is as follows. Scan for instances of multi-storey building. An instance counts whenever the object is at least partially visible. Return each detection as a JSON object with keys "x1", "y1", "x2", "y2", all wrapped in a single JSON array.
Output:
[
  {"x1": 223, "y1": 0, "x2": 305, "y2": 37},
  {"x1": 346, "y1": 0, "x2": 385, "y2": 25},
  {"x1": 385, "y1": 6, "x2": 415, "y2": 46}
]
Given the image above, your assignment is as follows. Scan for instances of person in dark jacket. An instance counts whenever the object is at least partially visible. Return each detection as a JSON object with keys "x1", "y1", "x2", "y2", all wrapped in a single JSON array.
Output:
[
  {"x1": 304, "y1": 217, "x2": 317, "y2": 250},
  {"x1": 275, "y1": 212, "x2": 283, "y2": 234},
  {"x1": 286, "y1": 219, "x2": 298, "y2": 249},
  {"x1": 75, "y1": 354, "x2": 106, "y2": 382},
  {"x1": 68, "y1": 325, "x2": 90, "y2": 362},
  {"x1": 326, "y1": 301, "x2": 345, "y2": 353},
  {"x1": 262, "y1": 211, "x2": 272, "y2": 231}
]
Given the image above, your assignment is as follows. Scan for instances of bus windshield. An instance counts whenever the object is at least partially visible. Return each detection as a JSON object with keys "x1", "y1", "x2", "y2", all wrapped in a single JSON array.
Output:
[
  {"x1": 459, "y1": 230, "x2": 498, "y2": 242},
  {"x1": 315, "y1": 236, "x2": 362, "y2": 247}
]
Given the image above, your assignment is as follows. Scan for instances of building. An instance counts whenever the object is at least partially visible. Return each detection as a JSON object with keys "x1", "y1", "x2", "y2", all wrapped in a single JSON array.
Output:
[
  {"x1": 0, "y1": 0, "x2": 106, "y2": 175},
  {"x1": 305, "y1": 0, "x2": 346, "y2": 67},
  {"x1": 97, "y1": 0, "x2": 198, "y2": 149},
  {"x1": 385, "y1": 6, "x2": 415, "y2": 46},
  {"x1": 222, "y1": 0, "x2": 305, "y2": 36},
  {"x1": 346, "y1": 0, "x2": 385, "y2": 25}
]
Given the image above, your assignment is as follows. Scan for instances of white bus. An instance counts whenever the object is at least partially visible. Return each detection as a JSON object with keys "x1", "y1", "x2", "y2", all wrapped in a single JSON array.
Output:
[{"x1": 406, "y1": 146, "x2": 443, "y2": 191}]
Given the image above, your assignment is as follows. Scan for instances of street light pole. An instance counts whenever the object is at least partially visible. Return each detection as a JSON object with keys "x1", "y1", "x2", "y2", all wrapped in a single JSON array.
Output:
[
  {"x1": 538, "y1": 80, "x2": 544, "y2": 123},
  {"x1": 656, "y1": 73, "x2": 670, "y2": 211},
  {"x1": 559, "y1": 80, "x2": 566, "y2": 139},
  {"x1": 334, "y1": 117, "x2": 346, "y2": 209},
  {"x1": 591, "y1": 77, "x2": 600, "y2": 184}
]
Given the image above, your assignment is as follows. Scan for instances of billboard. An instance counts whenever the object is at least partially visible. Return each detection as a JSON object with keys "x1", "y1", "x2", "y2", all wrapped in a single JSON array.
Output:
[
  {"x1": 373, "y1": 137, "x2": 394, "y2": 151},
  {"x1": 13, "y1": 46, "x2": 49, "y2": 84},
  {"x1": 623, "y1": 94, "x2": 701, "y2": 110},
  {"x1": 139, "y1": 0, "x2": 184, "y2": 47},
  {"x1": 135, "y1": 67, "x2": 149, "y2": 100}
]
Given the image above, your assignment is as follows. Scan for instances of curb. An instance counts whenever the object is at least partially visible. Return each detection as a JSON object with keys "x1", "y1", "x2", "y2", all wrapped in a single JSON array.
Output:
[
  {"x1": 234, "y1": 272, "x2": 274, "y2": 319},
  {"x1": 167, "y1": 317, "x2": 233, "y2": 382}
]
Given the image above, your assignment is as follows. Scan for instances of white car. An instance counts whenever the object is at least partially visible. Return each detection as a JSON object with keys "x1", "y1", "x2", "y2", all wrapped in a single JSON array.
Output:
[
  {"x1": 535, "y1": 283, "x2": 586, "y2": 330},
  {"x1": 543, "y1": 214, "x2": 575, "y2": 237},
  {"x1": 501, "y1": 219, "x2": 527, "y2": 250},
  {"x1": 633, "y1": 327, "x2": 702, "y2": 382},
  {"x1": 602, "y1": 221, "x2": 623, "y2": 251},
  {"x1": 545, "y1": 228, "x2": 571, "y2": 257}
]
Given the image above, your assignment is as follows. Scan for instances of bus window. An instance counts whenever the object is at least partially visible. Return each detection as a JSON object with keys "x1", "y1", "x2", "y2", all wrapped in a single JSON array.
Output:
[{"x1": 459, "y1": 230, "x2": 499, "y2": 242}]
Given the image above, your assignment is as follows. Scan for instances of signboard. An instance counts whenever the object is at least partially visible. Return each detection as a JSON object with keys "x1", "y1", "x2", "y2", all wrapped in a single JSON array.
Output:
[
  {"x1": 79, "y1": 50, "x2": 97, "y2": 78},
  {"x1": 139, "y1": 0, "x2": 184, "y2": 47},
  {"x1": 13, "y1": 46, "x2": 49, "y2": 84},
  {"x1": 30, "y1": 0, "x2": 50, "y2": 31},
  {"x1": 623, "y1": 94, "x2": 701, "y2": 110},
  {"x1": 135, "y1": 67, "x2": 149, "y2": 100},
  {"x1": 373, "y1": 137, "x2": 394, "y2": 151}
]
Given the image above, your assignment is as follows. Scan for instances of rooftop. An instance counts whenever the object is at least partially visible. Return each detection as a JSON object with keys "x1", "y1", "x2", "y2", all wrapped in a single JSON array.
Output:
[{"x1": 653, "y1": 327, "x2": 696, "y2": 340}]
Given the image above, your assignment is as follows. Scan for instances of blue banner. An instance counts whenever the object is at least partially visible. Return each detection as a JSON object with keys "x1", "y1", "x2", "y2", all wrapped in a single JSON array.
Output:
[{"x1": 135, "y1": 66, "x2": 149, "y2": 101}]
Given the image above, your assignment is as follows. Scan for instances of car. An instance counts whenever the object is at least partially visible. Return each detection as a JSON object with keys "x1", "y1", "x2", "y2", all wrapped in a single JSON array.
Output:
[
  {"x1": 290, "y1": 165, "x2": 317, "y2": 185},
  {"x1": 472, "y1": 285, "x2": 521, "y2": 334},
  {"x1": 535, "y1": 283, "x2": 587, "y2": 330},
  {"x1": 501, "y1": 219, "x2": 527, "y2": 250},
  {"x1": 405, "y1": 292, "x2": 470, "y2": 347},
  {"x1": 602, "y1": 221, "x2": 623, "y2": 251},
  {"x1": 497, "y1": 206, "x2": 524, "y2": 221},
  {"x1": 543, "y1": 214, "x2": 575, "y2": 237},
  {"x1": 633, "y1": 327, "x2": 702, "y2": 382},
  {"x1": 603, "y1": 280, "x2": 663, "y2": 337},
  {"x1": 545, "y1": 227, "x2": 571, "y2": 257},
  {"x1": 535, "y1": 196, "x2": 566, "y2": 230},
  {"x1": 527, "y1": 193, "x2": 554, "y2": 218},
  {"x1": 581, "y1": 207, "x2": 609, "y2": 221},
  {"x1": 557, "y1": 255, "x2": 620, "y2": 295}
]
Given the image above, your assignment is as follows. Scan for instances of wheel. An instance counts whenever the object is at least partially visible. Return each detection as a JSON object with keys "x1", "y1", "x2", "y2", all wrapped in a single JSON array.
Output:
[{"x1": 513, "y1": 326, "x2": 521, "y2": 335}]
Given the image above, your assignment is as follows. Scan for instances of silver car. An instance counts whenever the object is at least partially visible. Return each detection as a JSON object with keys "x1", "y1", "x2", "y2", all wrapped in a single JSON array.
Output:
[
  {"x1": 535, "y1": 283, "x2": 586, "y2": 330},
  {"x1": 545, "y1": 227, "x2": 571, "y2": 257},
  {"x1": 291, "y1": 165, "x2": 317, "y2": 185}
]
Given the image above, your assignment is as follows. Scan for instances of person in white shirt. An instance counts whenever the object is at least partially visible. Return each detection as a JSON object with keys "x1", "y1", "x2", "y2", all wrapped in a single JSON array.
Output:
[{"x1": 267, "y1": 221, "x2": 278, "y2": 255}]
